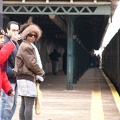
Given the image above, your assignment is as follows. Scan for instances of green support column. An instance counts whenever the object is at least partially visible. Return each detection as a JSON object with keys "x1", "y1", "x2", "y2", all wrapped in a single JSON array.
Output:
[
  {"x1": 73, "y1": 35, "x2": 77, "y2": 83},
  {"x1": 66, "y1": 16, "x2": 74, "y2": 90},
  {"x1": 76, "y1": 40, "x2": 80, "y2": 81}
]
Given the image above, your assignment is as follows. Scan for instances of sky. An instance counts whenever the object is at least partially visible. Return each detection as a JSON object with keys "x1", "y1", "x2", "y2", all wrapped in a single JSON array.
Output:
[{"x1": 95, "y1": 1, "x2": 120, "y2": 56}]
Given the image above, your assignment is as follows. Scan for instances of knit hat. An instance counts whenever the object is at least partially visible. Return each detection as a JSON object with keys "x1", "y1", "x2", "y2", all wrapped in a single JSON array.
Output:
[
  {"x1": 0, "y1": 27, "x2": 6, "y2": 35},
  {"x1": 21, "y1": 24, "x2": 42, "y2": 41}
]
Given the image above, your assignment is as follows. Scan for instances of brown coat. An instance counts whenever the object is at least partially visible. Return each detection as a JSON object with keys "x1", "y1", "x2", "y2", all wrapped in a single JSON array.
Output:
[{"x1": 14, "y1": 40, "x2": 44, "y2": 82}]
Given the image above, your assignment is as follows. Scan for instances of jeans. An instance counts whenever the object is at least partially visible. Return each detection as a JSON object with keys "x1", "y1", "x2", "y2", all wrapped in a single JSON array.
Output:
[{"x1": 0, "y1": 83, "x2": 18, "y2": 120}]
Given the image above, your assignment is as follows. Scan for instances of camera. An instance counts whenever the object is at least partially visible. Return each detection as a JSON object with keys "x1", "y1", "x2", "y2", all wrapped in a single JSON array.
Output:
[{"x1": 17, "y1": 34, "x2": 21, "y2": 40}]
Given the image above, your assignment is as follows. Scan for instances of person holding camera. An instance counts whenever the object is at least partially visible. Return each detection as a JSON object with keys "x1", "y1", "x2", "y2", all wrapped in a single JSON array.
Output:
[{"x1": 0, "y1": 21, "x2": 20, "y2": 120}]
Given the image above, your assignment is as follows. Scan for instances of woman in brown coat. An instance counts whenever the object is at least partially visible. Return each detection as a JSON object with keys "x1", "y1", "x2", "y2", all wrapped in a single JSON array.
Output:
[{"x1": 15, "y1": 24, "x2": 45, "y2": 120}]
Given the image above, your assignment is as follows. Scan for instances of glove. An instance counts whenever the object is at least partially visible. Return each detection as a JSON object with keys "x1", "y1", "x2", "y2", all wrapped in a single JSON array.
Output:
[
  {"x1": 36, "y1": 75, "x2": 44, "y2": 82},
  {"x1": 40, "y1": 69, "x2": 45, "y2": 76}
]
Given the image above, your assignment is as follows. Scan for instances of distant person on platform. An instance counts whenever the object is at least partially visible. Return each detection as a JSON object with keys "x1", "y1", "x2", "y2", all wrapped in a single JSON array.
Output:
[{"x1": 49, "y1": 49, "x2": 61, "y2": 75}]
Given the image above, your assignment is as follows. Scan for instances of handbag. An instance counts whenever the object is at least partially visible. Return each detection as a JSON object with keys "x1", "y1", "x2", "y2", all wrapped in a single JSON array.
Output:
[{"x1": 35, "y1": 83, "x2": 42, "y2": 115}]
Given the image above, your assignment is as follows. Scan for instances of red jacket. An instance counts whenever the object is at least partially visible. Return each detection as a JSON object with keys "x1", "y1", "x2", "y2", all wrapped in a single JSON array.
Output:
[{"x1": 0, "y1": 42, "x2": 15, "y2": 95}]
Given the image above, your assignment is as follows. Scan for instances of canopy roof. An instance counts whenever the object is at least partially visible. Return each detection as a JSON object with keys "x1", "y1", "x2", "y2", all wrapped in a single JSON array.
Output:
[{"x1": 3, "y1": 0, "x2": 118, "y2": 52}]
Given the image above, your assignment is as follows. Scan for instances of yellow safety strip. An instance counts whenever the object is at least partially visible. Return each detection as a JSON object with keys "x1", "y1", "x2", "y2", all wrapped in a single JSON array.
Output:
[
  {"x1": 91, "y1": 79, "x2": 104, "y2": 120},
  {"x1": 101, "y1": 69, "x2": 120, "y2": 113}
]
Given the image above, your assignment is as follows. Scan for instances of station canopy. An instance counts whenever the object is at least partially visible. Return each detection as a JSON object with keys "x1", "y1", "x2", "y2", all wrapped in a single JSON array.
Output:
[{"x1": 3, "y1": 0, "x2": 118, "y2": 52}]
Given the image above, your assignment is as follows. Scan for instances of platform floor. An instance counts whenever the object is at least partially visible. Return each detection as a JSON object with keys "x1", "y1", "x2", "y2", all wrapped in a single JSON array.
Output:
[{"x1": 12, "y1": 68, "x2": 120, "y2": 120}]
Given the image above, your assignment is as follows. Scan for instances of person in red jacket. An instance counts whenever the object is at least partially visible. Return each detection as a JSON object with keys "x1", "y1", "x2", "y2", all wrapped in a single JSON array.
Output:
[{"x1": 0, "y1": 27, "x2": 15, "y2": 96}]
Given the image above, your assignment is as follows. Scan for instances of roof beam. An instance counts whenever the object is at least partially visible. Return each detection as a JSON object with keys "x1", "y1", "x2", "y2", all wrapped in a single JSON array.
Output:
[
  {"x1": 49, "y1": 15, "x2": 67, "y2": 33},
  {"x1": 3, "y1": 2, "x2": 111, "y2": 15}
]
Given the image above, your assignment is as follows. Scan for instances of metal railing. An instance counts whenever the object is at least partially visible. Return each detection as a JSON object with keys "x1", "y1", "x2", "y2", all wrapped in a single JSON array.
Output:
[{"x1": 3, "y1": 0, "x2": 105, "y2": 3}]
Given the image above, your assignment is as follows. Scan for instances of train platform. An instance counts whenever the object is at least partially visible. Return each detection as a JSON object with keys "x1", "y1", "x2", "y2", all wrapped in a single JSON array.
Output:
[{"x1": 12, "y1": 68, "x2": 120, "y2": 120}]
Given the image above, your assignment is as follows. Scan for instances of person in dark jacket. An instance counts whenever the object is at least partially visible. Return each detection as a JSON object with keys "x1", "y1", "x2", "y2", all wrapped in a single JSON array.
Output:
[
  {"x1": 0, "y1": 21, "x2": 20, "y2": 120},
  {"x1": 0, "y1": 27, "x2": 15, "y2": 96},
  {"x1": 49, "y1": 49, "x2": 61, "y2": 75}
]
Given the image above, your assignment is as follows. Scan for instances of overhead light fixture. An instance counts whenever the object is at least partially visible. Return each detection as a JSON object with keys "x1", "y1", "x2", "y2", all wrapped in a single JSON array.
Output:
[
  {"x1": 46, "y1": 0, "x2": 49, "y2": 3},
  {"x1": 94, "y1": 0, "x2": 97, "y2": 3},
  {"x1": 22, "y1": 0, "x2": 25, "y2": 2}
]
